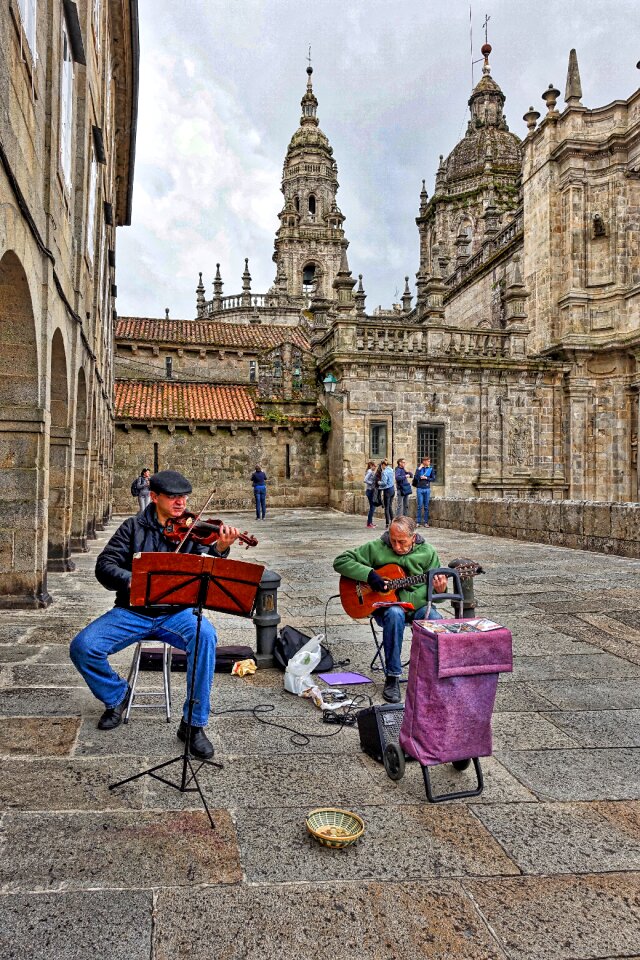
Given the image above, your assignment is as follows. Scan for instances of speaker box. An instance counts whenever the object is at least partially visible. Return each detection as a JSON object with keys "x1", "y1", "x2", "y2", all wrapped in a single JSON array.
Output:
[{"x1": 357, "y1": 703, "x2": 405, "y2": 764}]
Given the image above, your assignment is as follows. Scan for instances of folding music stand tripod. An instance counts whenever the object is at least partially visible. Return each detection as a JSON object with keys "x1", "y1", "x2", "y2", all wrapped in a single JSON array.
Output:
[{"x1": 109, "y1": 552, "x2": 264, "y2": 829}]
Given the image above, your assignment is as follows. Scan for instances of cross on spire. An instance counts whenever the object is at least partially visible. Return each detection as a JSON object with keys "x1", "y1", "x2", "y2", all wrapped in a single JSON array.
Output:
[
  {"x1": 483, "y1": 13, "x2": 491, "y2": 44},
  {"x1": 306, "y1": 45, "x2": 312, "y2": 68}
]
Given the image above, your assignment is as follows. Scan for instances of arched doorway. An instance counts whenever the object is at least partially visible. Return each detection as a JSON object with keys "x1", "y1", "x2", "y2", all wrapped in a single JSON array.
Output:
[
  {"x1": 71, "y1": 368, "x2": 89, "y2": 551},
  {"x1": 0, "y1": 251, "x2": 50, "y2": 606},
  {"x1": 47, "y1": 329, "x2": 74, "y2": 570}
]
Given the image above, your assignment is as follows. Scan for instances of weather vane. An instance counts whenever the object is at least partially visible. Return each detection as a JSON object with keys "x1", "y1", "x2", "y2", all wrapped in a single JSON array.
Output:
[{"x1": 307, "y1": 45, "x2": 312, "y2": 68}]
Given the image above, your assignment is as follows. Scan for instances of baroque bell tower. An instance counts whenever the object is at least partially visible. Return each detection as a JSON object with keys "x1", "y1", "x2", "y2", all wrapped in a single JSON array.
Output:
[{"x1": 272, "y1": 64, "x2": 348, "y2": 302}]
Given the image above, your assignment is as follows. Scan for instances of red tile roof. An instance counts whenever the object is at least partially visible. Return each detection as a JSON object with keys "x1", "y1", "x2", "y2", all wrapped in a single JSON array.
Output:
[
  {"x1": 114, "y1": 381, "x2": 320, "y2": 424},
  {"x1": 116, "y1": 317, "x2": 312, "y2": 352}
]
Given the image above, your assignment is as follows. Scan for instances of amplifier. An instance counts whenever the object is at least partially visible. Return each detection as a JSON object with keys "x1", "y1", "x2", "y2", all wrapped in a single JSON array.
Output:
[{"x1": 357, "y1": 703, "x2": 405, "y2": 764}]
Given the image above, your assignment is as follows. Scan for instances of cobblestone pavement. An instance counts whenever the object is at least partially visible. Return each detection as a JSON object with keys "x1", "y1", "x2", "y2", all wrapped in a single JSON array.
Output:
[{"x1": 1, "y1": 509, "x2": 639, "y2": 959}]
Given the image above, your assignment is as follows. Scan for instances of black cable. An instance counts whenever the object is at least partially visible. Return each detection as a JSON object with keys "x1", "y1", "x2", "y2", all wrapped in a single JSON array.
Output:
[{"x1": 215, "y1": 693, "x2": 374, "y2": 746}]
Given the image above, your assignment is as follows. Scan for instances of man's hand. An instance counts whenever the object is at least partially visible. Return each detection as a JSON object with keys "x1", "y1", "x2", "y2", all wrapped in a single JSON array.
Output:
[
  {"x1": 367, "y1": 570, "x2": 389, "y2": 593},
  {"x1": 215, "y1": 524, "x2": 241, "y2": 552},
  {"x1": 432, "y1": 573, "x2": 448, "y2": 593}
]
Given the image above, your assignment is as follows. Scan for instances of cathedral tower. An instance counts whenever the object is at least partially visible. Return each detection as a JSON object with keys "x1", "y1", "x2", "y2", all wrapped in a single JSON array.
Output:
[
  {"x1": 416, "y1": 43, "x2": 522, "y2": 295},
  {"x1": 273, "y1": 65, "x2": 348, "y2": 301}
]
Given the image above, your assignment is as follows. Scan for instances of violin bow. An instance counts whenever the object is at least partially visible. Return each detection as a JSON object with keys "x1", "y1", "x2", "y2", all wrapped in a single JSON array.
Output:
[{"x1": 172, "y1": 488, "x2": 217, "y2": 553}]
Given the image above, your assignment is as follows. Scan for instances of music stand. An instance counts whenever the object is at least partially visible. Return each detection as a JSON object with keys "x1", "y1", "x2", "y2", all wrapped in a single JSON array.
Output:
[{"x1": 109, "y1": 552, "x2": 265, "y2": 828}]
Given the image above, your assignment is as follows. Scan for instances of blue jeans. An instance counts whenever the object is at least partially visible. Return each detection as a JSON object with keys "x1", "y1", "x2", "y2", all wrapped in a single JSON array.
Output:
[
  {"x1": 254, "y1": 485, "x2": 266, "y2": 519},
  {"x1": 373, "y1": 602, "x2": 442, "y2": 677},
  {"x1": 70, "y1": 607, "x2": 217, "y2": 726},
  {"x1": 416, "y1": 487, "x2": 431, "y2": 524},
  {"x1": 365, "y1": 488, "x2": 377, "y2": 525},
  {"x1": 382, "y1": 488, "x2": 395, "y2": 526}
]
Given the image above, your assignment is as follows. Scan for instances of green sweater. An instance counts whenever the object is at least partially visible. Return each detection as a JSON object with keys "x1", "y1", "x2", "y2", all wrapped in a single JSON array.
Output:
[{"x1": 333, "y1": 533, "x2": 441, "y2": 610}]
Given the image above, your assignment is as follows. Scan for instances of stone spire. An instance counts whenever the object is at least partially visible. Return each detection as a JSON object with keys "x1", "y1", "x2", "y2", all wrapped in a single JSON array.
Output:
[
  {"x1": 241, "y1": 258, "x2": 252, "y2": 307},
  {"x1": 195, "y1": 272, "x2": 206, "y2": 317},
  {"x1": 300, "y1": 64, "x2": 318, "y2": 126},
  {"x1": 354, "y1": 274, "x2": 367, "y2": 316},
  {"x1": 564, "y1": 49, "x2": 583, "y2": 106},
  {"x1": 419, "y1": 180, "x2": 429, "y2": 216},
  {"x1": 402, "y1": 276, "x2": 413, "y2": 313},
  {"x1": 212, "y1": 263, "x2": 223, "y2": 311},
  {"x1": 332, "y1": 246, "x2": 356, "y2": 310}
]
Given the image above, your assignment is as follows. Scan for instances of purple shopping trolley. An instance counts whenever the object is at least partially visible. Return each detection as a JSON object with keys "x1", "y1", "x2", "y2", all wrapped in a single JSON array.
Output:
[{"x1": 385, "y1": 616, "x2": 513, "y2": 802}]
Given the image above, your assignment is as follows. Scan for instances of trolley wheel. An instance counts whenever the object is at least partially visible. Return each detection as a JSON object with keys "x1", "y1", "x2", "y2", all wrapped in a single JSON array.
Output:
[
  {"x1": 383, "y1": 743, "x2": 406, "y2": 781},
  {"x1": 452, "y1": 758, "x2": 471, "y2": 771}
]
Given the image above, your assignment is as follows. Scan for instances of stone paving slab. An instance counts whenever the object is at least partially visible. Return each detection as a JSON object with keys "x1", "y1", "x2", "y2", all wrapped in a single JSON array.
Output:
[
  {"x1": 0, "y1": 687, "x2": 96, "y2": 717},
  {"x1": 464, "y1": 873, "x2": 640, "y2": 960},
  {"x1": 0, "y1": 717, "x2": 80, "y2": 756},
  {"x1": 528, "y1": 678, "x2": 640, "y2": 710},
  {"x1": 153, "y1": 881, "x2": 507, "y2": 960},
  {"x1": 498, "y1": 748, "x2": 640, "y2": 801},
  {"x1": 0, "y1": 644, "x2": 41, "y2": 664},
  {"x1": 234, "y1": 803, "x2": 520, "y2": 884},
  {"x1": 141, "y1": 753, "x2": 386, "y2": 811},
  {"x1": 0, "y1": 757, "x2": 143, "y2": 810},
  {"x1": 501, "y1": 652, "x2": 640, "y2": 682},
  {"x1": 0, "y1": 890, "x2": 153, "y2": 960},
  {"x1": 0, "y1": 810, "x2": 241, "y2": 891},
  {"x1": 543, "y1": 708, "x2": 640, "y2": 747},
  {"x1": 488, "y1": 712, "x2": 580, "y2": 751},
  {"x1": 472, "y1": 800, "x2": 640, "y2": 874}
]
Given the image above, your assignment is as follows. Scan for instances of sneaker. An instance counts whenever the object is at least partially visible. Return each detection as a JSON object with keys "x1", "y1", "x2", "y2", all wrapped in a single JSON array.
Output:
[
  {"x1": 382, "y1": 676, "x2": 401, "y2": 704},
  {"x1": 177, "y1": 718, "x2": 215, "y2": 760},
  {"x1": 97, "y1": 685, "x2": 131, "y2": 730},
  {"x1": 366, "y1": 523, "x2": 376, "y2": 528}
]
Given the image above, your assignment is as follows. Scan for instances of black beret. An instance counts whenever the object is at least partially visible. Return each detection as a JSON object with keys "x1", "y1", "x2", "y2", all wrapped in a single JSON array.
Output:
[{"x1": 148, "y1": 470, "x2": 192, "y2": 495}]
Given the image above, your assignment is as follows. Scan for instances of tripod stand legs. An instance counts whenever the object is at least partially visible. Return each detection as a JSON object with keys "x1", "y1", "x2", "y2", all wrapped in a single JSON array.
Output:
[{"x1": 109, "y1": 592, "x2": 221, "y2": 828}]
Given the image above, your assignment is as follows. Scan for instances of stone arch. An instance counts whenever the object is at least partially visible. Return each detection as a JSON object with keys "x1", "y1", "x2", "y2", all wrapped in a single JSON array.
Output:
[
  {"x1": 302, "y1": 260, "x2": 322, "y2": 297},
  {"x1": 47, "y1": 329, "x2": 74, "y2": 570},
  {"x1": 0, "y1": 250, "x2": 49, "y2": 606},
  {"x1": 71, "y1": 367, "x2": 90, "y2": 550}
]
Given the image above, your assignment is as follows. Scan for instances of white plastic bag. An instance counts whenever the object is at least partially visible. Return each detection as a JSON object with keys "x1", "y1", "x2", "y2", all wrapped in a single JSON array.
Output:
[{"x1": 284, "y1": 634, "x2": 323, "y2": 695}]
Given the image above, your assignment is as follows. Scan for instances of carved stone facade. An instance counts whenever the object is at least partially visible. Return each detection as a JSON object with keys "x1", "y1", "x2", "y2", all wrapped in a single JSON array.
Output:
[
  {"x1": 0, "y1": 0, "x2": 138, "y2": 606},
  {"x1": 115, "y1": 48, "x2": 640, "y2": 537}
]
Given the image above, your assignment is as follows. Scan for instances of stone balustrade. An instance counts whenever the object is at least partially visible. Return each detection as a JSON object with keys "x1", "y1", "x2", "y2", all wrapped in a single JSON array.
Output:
[{"x1": 445, "y1": 209, "x2": 524, "y2": 293}]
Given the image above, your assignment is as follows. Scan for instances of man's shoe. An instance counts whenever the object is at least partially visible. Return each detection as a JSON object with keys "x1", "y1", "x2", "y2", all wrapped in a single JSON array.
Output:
[
  {"x1": 97, "y1": 685, "x2": 131, "y2": 730},
  {"x1": 177, "y1": 718, "x2": 214, "y2": 760},
  {"x1": 366, "y1": 523, "x2": 376, "y2": 528},
  {"x1": 382, "y1": 676, "x2": 401, "y2": 703}
]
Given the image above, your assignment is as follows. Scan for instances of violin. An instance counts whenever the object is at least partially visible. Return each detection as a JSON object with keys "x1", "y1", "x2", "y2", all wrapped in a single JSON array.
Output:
[{"x1": 163, "y1": 512, "x2": 258, "y2": 551}]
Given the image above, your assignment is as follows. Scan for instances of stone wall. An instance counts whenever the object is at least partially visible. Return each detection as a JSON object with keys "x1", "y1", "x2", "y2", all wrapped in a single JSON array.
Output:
[
  {"x1": 113, "y1": 424, "x2": 329, "y2": 515},
  {"x1": 430, "y1": 497, "x2": 640, "y2": 558}
]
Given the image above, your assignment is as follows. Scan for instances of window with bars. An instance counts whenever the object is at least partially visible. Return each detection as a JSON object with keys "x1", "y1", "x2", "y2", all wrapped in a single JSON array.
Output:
[
  {"x1": 16, "y1": 0, "x2": 37, "y2": 56},
  {"x1": 370, "y1": 421, "x2": 387, "y2": 458},
  {"x1": 249, "y1": 360, "x2": 257, "y2": 383},
  {"x1": 417, "y1": 424, "x2": 444, "y2": 482},
  {"x1": 59, "y1": 17, "x2": 74, "y2": 188}
]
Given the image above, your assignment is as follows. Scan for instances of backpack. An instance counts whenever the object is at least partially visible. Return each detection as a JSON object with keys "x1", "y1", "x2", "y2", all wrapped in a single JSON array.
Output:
[
  {"x1": 131, "y1": 478, "x2": 141, "y2": 497},
  {"x1": 273, "y1": 625, "x2": 335, "y2": 673}
]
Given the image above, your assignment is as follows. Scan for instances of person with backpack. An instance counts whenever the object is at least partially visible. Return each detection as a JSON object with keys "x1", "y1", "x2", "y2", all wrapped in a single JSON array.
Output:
[
  {"x1": 394, "y1": 458, "x2": 413, "y2": 518},
  {"x1": 376, "y1": 459, "x2": 395, "y2": 528},
  {"x1": 131, "y1": 468, "x2": 151, "y2": 514},
  {"x1": 412, "y1": 456, "x2": 436, "y2": 526}
]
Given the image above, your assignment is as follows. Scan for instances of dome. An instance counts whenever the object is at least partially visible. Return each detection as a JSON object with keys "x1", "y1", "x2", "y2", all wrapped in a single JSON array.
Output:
[{"x1": 286, "y1": 124, "x2": 333, "y2": 157}]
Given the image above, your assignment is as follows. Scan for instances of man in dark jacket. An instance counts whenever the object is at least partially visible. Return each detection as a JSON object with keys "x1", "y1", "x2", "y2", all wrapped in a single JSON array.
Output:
[
  {"x1": 334, "y1": 516, "x2": 446, "y2": 703},
  {"x1": 70, "y1": 470, "x2": 241, "y2": 759}
]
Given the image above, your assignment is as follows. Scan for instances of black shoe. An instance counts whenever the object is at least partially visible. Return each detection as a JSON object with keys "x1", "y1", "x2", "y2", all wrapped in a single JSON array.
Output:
[
  {"x1": 382, "y1": 676, "x2": 401, "y2": 704},
  {"x1": 97, "y1": 685, "x2": 131, "y2": 730},
  {"x1": 177, "y1": 718, "x2": 214, "y2": 760}
]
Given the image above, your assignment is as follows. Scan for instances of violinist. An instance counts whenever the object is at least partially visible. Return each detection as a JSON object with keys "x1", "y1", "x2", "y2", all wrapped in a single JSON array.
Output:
[{"x1": 70, "y1": 470, "x2": 241, "y2": 760}]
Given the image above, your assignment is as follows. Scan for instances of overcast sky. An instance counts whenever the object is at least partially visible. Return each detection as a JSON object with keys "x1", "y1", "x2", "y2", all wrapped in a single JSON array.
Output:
[{"x1": 117, "y1": 0, "x2": 640, "y2": 319}]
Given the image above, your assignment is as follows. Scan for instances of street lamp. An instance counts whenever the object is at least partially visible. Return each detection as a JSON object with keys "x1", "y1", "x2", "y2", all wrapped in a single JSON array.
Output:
[{"x1": 322, "y1": 372, "x2": 337, "y2": 394}]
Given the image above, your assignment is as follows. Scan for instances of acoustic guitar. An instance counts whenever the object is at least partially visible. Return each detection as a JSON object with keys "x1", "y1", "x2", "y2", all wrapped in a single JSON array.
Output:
[{"x1": 339, "y1": 563, "x2": 431, "y2": 619}]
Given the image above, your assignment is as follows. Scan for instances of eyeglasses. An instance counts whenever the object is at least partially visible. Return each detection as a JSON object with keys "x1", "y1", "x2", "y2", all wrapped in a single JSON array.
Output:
[{"x1": 165, "y1": 494, "x2": 188, "y2": 501}]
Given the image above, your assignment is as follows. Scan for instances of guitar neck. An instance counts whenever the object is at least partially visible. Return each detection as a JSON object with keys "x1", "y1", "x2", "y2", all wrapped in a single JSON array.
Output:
[{"x1": 386, "y1": 571, "x2": 430, "y2": 591}]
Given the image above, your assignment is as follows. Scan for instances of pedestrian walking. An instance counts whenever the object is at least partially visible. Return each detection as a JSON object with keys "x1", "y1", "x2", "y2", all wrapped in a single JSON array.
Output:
[
  {"x1": 376, "y1": 459, "x2": 395, "y2": 528},
  {"x1": 250, "y1": 464, "x2": 267, "y2": 519},
  {"x1": 364, "y1": 460, "x2": 378, "y2": 528},
  {"x1": 130, "y1": 468, "x2": 151, "y2": 515},
  {"x1": 413, "y1": 456, "x2": 436, "y2": 526},
  {"x1": 394, "y1": 458, "x2": 413, "y2": 517}
]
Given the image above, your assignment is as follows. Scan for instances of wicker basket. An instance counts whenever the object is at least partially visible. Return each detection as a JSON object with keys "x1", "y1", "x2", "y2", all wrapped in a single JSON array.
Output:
[{"x1": 305, "y1": 808, "x2": 365, "y2": 848}]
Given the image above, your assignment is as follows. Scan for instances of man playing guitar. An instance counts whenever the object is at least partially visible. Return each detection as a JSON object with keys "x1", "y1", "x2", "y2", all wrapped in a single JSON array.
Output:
[{"x1": 334, "y1": 516, "x2": 447, "y2": 703}]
